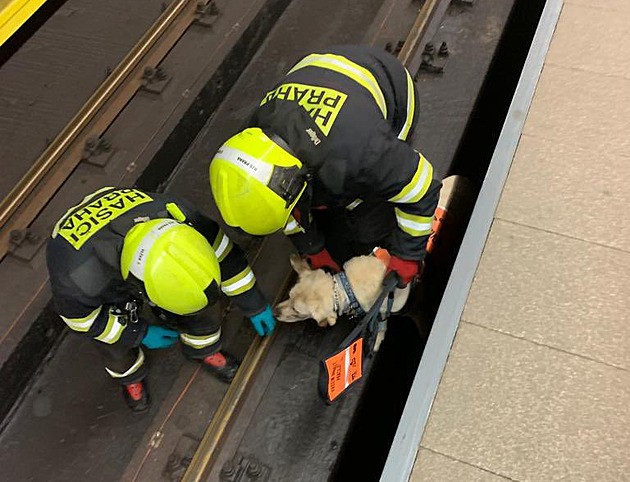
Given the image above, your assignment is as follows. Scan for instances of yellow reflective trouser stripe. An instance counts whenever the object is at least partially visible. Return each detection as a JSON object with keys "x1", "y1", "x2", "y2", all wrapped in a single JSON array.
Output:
[
  {"x1": 388, "y1": 153, "x2": 433, "y2": 204},
  {"x1": 345, "y1": 198, "x2": 363, "y2": 211},
  {"x1": 179, "y1": 329, "x2": 221, "y2": 349},
  {"x1": 288, "y1": 53, "x2": 387, "y2": 118},
  {"x1": 221, "y1": 266, "x2": 256, "y2": 296},
  {"x1": 166, "y1": 202, "x2": 187, "y2": 222},
  {"x1": 60, "y1": 306, "x2": 102, "y2": 332},
  {"x1": 397, "y1": 68, "x2": 415, "y2": 141},
  {"x1": 395, "y1": 208, "x2": 433, "y2": 237},
  {"x1": 283, "y1": 215, "x2": 305, "y2": 236},
  {"x1": 105, "y1": 348, "x2": 145, "y2": 378},
  {"x1": 212, "y1": 230, "x2": 233, "y2": 262},
  {"x1": 52, "y1": 186, "x2": 114, "y2": 238},
  {"x1": 94, "y1": 310, "x2": 125, "y2": 344}
]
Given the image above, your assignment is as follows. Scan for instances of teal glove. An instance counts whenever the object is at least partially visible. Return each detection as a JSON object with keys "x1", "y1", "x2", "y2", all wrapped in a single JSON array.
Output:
[
  {"x1": 249, "y1": 305, "x2": 275, "y2": 336},
  {"x1": 142, "y1": 325, "x2": 179, "y2": 349}
]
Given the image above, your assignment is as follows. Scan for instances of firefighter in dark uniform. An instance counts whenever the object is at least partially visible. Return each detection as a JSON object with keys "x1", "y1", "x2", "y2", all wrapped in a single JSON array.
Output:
[
  {"x1": 46, "y1": 187, "x2": 275, "y2": 412},
  {"x1": 209, "y1": 45, "x2": 441, "y2": 286}
]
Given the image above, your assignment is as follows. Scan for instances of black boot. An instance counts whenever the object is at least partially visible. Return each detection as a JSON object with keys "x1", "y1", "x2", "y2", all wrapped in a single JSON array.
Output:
[
  {"x1": 122, "y1": 380, "x2": 151, "y2": 413},
  {"x1": 202, "y1": 351, "x2": 240, "y2": 383}
]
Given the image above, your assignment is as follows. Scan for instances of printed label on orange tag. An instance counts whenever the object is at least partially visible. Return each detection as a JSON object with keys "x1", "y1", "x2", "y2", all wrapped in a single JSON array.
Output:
[
  {"x1": 426, "y1": 206, "x2": 446, "y2": 254},
  {"x1": 325, "y1": 338, "x2": 363, "y2": 402}
]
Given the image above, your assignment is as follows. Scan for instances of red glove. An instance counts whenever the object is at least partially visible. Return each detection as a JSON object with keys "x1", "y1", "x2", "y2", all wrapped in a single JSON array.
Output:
[
  {"x1": 305, "y1": 249, "x2": 341, "y2": 272},
  {"x1": 388, "y1": 255, "x2": 419, "y2": 286}
]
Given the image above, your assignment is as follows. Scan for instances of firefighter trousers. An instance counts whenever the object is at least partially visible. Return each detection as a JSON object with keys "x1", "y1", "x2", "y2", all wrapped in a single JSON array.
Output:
[{"x1": 95, "y1": 308, "x2": 222, "y2": 385}]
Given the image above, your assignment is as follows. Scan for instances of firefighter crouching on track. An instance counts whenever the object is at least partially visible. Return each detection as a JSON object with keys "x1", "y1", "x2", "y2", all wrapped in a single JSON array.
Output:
[
  {"x1": 46, "y1": 187, "x2": 276, "y2": 413},
  {"x1": 209, "y1": 45, "x2": 441, "y2": 287}
]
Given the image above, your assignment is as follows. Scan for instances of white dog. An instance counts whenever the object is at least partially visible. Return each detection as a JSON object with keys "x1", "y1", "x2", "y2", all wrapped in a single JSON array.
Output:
[{"x1": 275, "y1": 253, "x2": 409, "y2": 327}]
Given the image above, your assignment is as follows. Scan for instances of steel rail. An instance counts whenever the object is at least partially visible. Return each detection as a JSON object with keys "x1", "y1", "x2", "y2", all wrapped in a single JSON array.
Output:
[
  {"x1": 181, "y1": 1, "x2": 451, "y2": 480},
  {"x1": 0, "y1": 0, "x2": 210, "y2": 258}
]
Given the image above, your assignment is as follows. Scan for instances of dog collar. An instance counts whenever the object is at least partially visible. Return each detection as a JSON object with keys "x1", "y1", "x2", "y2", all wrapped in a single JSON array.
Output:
[{"x1": 334, "y1": 271, "x2": 365, "y2": 318}]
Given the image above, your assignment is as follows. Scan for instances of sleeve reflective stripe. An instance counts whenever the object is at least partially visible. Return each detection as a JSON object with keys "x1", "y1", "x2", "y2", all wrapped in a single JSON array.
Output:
[
  {"x1": 94, "y1": 310, "x2": 126, "y2": 344},
  {"x1": 212, "y1": 230, "x2": 233, "y2": 262},
  {"x1": 221, "y1": 266, "x2": 256, "y2": 296},
  {"x1": 60, "y1": 306, "x2": 102, "y2": 332},
  {"x1": 395, "y1": 208, "x2": 434, "y2": 237},
  {"x1": 288, "y1": 53, "x2": 387, "y2": 118},
  {"x1": 180, "y1": 329, "x2": 221, "y2": 349},
  {"x1": 388, "y1": 153, "x2": 433, "y2": 204},
  {"x1": 283, "y1": 215, "x2": 305, "y2": 235},
  {"x1": 166, "y1": 202, "x2": 187, "y2": 222},
  {"x1": 397, "y1": 68, "x2": 416, "y2": 141},
  {"x1": 105, "y1": 348, "x2": 145, "y2": 378},
  {"x1": 345, "y1": 198, "x2": 363, "y2": 211}
]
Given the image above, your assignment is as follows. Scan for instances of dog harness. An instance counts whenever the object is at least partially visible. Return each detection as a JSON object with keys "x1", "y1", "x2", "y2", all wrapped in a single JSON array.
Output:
[{"x1": 332, "y1": 271, "x2": 365, "y2": 318}]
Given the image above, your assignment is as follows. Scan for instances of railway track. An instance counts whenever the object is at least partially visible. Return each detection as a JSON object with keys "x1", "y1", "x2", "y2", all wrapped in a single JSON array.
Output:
[{"x1": 0, "y1": 0, "x2": 215, "y2": 259}]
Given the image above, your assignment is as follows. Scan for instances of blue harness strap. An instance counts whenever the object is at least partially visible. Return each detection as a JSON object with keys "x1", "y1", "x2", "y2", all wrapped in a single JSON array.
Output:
[{"x1": 337, "y1": 270, "x2": 365, "y2": 317}]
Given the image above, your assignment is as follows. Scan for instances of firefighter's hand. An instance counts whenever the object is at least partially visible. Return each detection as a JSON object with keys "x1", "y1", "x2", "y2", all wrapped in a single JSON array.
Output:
[
  {"x1": 388, "y1": 255, "x2": 419, "y2": 287},
  {"x1": 249, "y1": 305, "x2": 275, "y2": 336},
  {"x1": 304, "y1": 248, "x2": 341, "y2": 272},
  {"x1": 142, "y1": 325, "x2": 179, "y2": 349}
]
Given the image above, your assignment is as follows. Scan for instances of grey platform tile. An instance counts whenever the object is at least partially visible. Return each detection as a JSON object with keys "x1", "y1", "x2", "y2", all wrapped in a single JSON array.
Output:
[
  {"x1": 522, "y1": 64, "x2": 630, "y2": 160},
  {"x1": 565, "y1": 0, "x2": 630, "y2": 13},
  {"x1": 411, "y1": 449, "x2": 511, "y2": 482},
  {"x1": 421, "y1": 323, "x2": 630, "y2": 482},
  {"x1": 462, "y1": 219, "x2": 630, "y2": 369},
  {"x1": 546, "y1": 3, "x2": 630, "y2": 80},
  {"x1": 496, "y1": 134, "x2": 630, "y2": 252}
]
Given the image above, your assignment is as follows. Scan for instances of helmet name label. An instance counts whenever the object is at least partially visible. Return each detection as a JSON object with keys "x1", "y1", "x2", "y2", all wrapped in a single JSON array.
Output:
[
  {"x1": 58, "y1": 189, "x2": 153, "y2": 250},
  {"x1": 216, "y1": 146, "x2": 274, "y2": 186},
  {"x1": 260, "y1": 82, "x2": 347, "y2": 136}
]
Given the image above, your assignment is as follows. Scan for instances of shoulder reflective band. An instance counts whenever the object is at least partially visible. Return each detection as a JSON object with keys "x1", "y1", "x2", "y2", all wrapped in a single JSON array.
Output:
[
  {"x1": 129, "y1": 219, "x2": 179, "y2": 280},
  {"x1": 397, "y1": 68, "x2": 416, "y2": 141},
  {"x1": 288, "y1": 53, "x2": 387, "y2": 119}
]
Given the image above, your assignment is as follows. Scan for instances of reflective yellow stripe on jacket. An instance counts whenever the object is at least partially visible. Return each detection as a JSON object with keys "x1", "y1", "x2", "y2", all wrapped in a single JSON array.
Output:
[
  {"x1": 388, "y1": 153, "x2": 433, "y2": 204},
  {"x1": 60, "y1": 306, "x2": 102, "y2": 333},
  {"x1": 398, "y1": 68, "x2": 416, "y2": 141},
  {"x1": 221, "y1": 266, "x2": 256, "y2": 296},
  {"x1": 288, "y1": 53, "x2": 388, "y2": 118},
  {"x1": 394, "y1": 209, "x2": 433, "y2": 237},
  {"x1": 212, "y1": 229, "x2": 233, "y2": 262}
]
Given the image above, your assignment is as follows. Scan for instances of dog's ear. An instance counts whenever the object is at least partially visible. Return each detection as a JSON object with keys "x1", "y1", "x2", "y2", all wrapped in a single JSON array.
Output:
[{"x1": 289, "y1": 254, "x2": 311, "y2": 274}]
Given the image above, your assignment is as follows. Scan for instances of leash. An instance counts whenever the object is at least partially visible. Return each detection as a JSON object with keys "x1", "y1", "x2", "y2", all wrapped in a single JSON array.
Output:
[
  {"x1": 338, "y1": 271, "x2": 398, "y2": 352},
  {"x1": 319, "y1": 272, "x2": 398, "y2": 403}
]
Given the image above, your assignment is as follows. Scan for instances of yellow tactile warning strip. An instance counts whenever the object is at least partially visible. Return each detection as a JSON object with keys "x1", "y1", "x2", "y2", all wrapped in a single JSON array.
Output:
[{"x1": 0, "y1": 0, "x2": 48, "y2": 45}]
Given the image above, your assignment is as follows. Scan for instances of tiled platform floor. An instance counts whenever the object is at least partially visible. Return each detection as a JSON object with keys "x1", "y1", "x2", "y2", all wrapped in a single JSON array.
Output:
[{"x1": 410, "y1": 1, "x2": 630, "y2": 480}]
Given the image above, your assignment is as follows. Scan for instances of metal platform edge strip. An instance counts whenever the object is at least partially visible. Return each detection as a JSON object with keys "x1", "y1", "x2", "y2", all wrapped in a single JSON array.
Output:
[
  {"x1": 0, "y1": 0, "x2": 48, "y2": 46},
  {"x1": 379, "y1": 1, "x2": 565, "y2": 480}
]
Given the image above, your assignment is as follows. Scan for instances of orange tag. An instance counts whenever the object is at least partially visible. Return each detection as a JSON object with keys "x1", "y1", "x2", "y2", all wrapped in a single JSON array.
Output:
[
  {"x1": 373, "y1": 247, "x2": 391, "y2": 266},
  {"x1": 426, "y1": 206, "x2": 447, "y2": 254},
  {"x1": 324, "y1": 338, "x2": 363, "y2": 401}
]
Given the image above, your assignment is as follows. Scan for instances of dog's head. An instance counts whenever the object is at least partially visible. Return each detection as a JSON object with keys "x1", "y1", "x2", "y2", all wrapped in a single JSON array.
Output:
[{"x1": 274, "y1": 255, "x2": 337, "y2": 327}]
